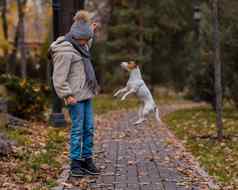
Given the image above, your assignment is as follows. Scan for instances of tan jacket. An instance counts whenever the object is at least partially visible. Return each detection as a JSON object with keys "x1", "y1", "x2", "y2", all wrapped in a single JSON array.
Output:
[{"x1": 50, "y1": 36, "x2": 94, "y2": 102}]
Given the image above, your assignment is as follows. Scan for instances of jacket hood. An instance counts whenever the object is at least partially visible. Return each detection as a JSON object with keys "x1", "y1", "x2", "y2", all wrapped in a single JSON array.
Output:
[{"x1": 49, "y1": 36, "x2": 78, "y2": 54}]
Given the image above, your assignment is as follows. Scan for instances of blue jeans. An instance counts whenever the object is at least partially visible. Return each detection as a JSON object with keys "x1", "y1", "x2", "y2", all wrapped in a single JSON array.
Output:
[{"x1": 68, "y1": 99, "x2": 94, "y2": 160}]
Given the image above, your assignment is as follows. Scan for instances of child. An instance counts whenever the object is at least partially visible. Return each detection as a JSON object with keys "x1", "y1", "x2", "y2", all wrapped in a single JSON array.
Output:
[{"x1": 49, "y1": 10, "x2": 99, "y2": 177}]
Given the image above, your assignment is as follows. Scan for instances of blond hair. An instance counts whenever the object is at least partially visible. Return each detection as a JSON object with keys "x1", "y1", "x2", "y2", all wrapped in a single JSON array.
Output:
[{"x1": 73, "y1": 10, "x2": 91, "y2": 23}]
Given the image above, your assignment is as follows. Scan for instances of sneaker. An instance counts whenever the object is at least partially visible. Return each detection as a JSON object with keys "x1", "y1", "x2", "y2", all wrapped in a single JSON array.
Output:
[
  {"x1": 70, "y1": 159, "x2": 85, "y2": 177},
  {"x1": 81, "y1": 158, "x2": 100, "y2": 175}
]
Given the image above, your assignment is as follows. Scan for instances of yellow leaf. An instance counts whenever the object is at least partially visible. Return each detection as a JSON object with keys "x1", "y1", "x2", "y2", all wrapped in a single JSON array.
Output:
[{"x1": 20, "y1": 79, "x2": 27, "y2": 88}]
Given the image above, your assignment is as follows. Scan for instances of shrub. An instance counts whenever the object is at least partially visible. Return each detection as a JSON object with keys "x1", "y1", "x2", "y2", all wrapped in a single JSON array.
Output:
[
  {"x1": 0, "y1": 75, "x2": 51, "y2": 119},
  {"x1": 187, "y1": 63, "x2": 216, "y2": 109}
]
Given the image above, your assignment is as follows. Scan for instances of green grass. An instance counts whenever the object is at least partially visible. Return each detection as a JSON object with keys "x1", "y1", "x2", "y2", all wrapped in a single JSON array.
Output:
[
  {"x1": 0, "y1": 127, "x2": 32, "y2": 146},
  {"x1": 164, "y1": 107, "x2": 238, "y2": 188},
  {"x1": 23, "y1": 128, "x2": 67, "y2": 188},
  {"x1": 0, "y1": 125, "x2": 68, "y2": 189},
  {"x1": 93, "y1": 93, "x2": 185, "y2": 114},
  {"x1": 93, "y1": 94, "x2": 140, "y2": 114},
  {"x1": 28, "y1": 129, "x2": 66, "y2": 171}
]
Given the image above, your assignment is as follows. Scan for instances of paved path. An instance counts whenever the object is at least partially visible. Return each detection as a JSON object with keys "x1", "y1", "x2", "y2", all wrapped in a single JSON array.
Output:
[{"x1": 53, "y1": 103, "x2": 218, "y2": 190}]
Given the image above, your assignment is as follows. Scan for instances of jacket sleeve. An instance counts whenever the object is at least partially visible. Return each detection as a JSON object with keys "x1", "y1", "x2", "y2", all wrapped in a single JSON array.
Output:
[{"x1": 52, "y1": 52, "x2": 74, "y2": 99}]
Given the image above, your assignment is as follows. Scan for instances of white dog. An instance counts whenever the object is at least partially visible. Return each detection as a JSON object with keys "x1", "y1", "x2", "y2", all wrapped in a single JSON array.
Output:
[{"x1": 114, "y1": 61, "x2": 161, "y2": 125}]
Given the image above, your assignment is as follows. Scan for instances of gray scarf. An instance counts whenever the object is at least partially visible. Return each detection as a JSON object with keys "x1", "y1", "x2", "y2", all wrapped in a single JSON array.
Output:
[{"x1": 65, "y1": 33, "x2": 98, "y2": 94}]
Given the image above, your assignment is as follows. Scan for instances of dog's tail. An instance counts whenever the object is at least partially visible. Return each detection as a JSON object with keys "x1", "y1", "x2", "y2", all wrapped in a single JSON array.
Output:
[{"x1": 155, "y1": 107, "x2": 161, "y2": 123}]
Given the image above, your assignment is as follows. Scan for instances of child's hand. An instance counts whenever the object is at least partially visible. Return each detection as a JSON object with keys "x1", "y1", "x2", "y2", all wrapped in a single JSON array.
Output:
[{"x1": 65, "y1": 96, "x2": 77, "y2": 105}]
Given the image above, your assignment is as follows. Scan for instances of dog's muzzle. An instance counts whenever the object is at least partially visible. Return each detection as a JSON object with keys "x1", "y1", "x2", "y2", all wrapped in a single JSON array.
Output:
[{"x1": 120, "y1": 62, "x2": 128, "y2": 70}]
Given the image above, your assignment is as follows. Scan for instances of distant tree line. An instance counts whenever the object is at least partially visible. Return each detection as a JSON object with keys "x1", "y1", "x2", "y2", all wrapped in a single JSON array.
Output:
[
  {"x1": 1, "y1": 0, "x2": 238, "y2": 110},
  {"x1": 0, "y1": 0, "x2": 51, "y2": 82},
  {"x1": 92, "y1": 0, "x2": 238, "y2": 107}
]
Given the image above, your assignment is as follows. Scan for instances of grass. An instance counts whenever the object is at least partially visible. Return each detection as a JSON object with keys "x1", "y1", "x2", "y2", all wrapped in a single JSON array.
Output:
[
  {"x1": 1, "y1": 127, "x2": 32, "y2": 146},
  {"x1": 93, "y1": 92, "x2": 185, "y2": 114},
  {"x1": 0, "y1": 125, "x2": 68, "y2": 189},
  {"x1": 164, "y1": 107, "x2": 238, "y2": 188},
  {"x1": 27, "y1": 129, "x2": 66, "y2": 170},
  {"x1": 93, "y1": 94, "x2": 140, "y2": 114}
]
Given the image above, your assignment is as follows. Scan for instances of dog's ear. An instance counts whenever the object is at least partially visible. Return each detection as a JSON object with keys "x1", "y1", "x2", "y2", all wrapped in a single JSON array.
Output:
[{"x1": 128, "y1": 61, "x2": 138, "y2": 70}]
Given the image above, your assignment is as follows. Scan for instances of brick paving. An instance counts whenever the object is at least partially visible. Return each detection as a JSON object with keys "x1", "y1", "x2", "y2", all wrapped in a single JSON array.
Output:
[{"x1": 54, "y1": 103, "x2": 218, "y2": 190}]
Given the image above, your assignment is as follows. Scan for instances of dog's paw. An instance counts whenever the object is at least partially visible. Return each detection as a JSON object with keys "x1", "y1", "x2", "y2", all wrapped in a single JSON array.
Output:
[
  {"x1": 156, "y1": 117, "x2": 162, "y2": 123},
  {"x1": 133, "y1": 119, "x2": 146, "y2": 125},
  {"x1": 121, "y1": 97, "x2": 126, "y2": 101}
]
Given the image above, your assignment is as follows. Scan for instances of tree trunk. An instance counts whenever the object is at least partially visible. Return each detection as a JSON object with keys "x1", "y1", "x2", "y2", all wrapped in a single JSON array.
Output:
[
  {"x1": 212, "y1": 0, "x2": 223, "y2": 140},
  {"x1": 1, "y1": 0, "x2": 9, "y2": 73},
  {"x1": 17, "y1": 0, "x2": 28, "y2": 79},
  {"x1": 74, "y1": 0, "x2": 85, "y2": 10},
  {"x1": 136, "y1": 0, "x2": 144, "y2": 58},
  {"x1": 1, "y1": 0, "x2": 8, "y2": 46},
  {"x1": 9, "y1": 23, "x2": 21, "y2": 75}
]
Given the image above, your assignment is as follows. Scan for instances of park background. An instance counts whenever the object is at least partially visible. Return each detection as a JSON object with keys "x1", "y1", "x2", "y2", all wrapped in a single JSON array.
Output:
[{"x1": 0, "y1": 0, "x2": 238, "y2": 189}]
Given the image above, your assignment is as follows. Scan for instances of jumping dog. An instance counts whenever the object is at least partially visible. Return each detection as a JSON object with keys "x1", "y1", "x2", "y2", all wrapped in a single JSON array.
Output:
[{"x1": 114, "y1": 61, "x2": 161, "y2": 125}]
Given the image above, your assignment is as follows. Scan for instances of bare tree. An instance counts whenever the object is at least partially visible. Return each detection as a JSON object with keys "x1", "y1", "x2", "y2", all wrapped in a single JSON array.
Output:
[
  {"x1": 212, "y1": 0, "x2": 223, "y2": 140},
  {"x1": 8, "y1": 0, "x2": 28, "y2": 76},
  {"x1": 0, "y1": 0, "x2": 9, "y2": 73},
  {"x1": 136, "y1": 0, "x2": 144, "y2": 58},
  {"x1": 1, "y1": 0, "x2": 8, "y2": 47},
  {"x1": 17, "y1": 0, "x2": 28, "y2": 79},
  {"x1": 8, "y1": 24, "x2": 20, "y2": 75}
]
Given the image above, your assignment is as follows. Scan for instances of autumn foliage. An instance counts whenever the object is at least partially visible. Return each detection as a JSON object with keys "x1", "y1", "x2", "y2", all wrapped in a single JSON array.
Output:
[{"x1": 0, "y1": 75, "x2": 50, "y2": 119}]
